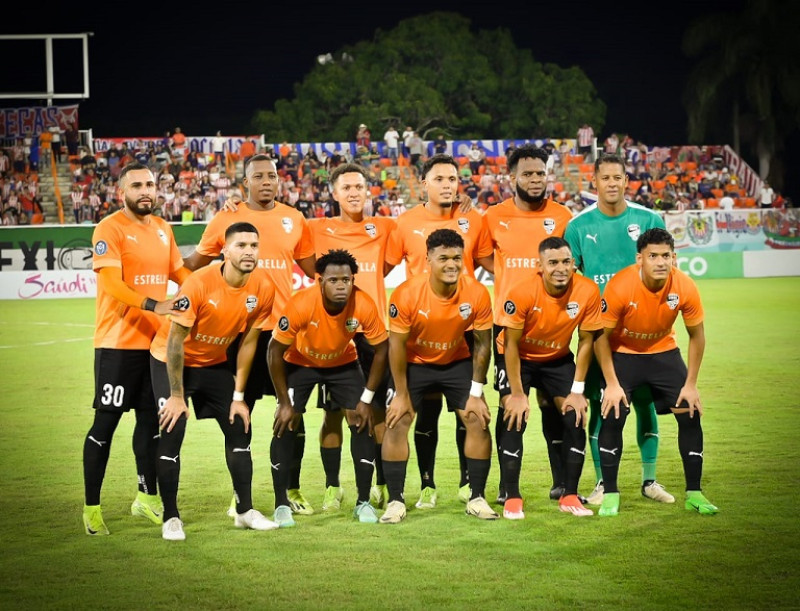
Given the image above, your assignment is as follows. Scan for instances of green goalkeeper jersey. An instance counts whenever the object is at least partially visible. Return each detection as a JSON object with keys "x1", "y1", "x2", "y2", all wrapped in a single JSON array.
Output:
[{"x1": 564, "y1": 201, "x2": 665, "y2": 294}]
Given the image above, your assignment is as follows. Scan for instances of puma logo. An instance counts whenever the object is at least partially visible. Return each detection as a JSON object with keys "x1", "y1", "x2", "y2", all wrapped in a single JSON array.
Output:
[
  {"x1": 499, "y1": 221, "x2": 511, "y2": 230},
  {"x1": 418, "y1": 309, "x2": 430, "y2": 319},
  {"x1": 599, "y1": 447, "x2": 619, "y2": 457},
  {"x1": 628, "y1": 301, "x2": 638, "y2": 310},
  {"x1": 208, "y1": 299, "x2": 219, "y2": 309},
  {"x1": 309, "y1": 320, "x2": 319, "y2": 328},
  {"x1": 586, "y1": 233, "x2": 598, "y2": 243},
  {"x1": 413, "y1": 229, "x2": 425, "y2": 237},
  {"x1": 126, "y1": 235, "x2": 138, "y2": 244},
  {"x1": 326, "y1": 227, "x2": 336, "y2": 234},
  {"x1": 159, "y1": 454, "x2": 179, "y2": 463}
]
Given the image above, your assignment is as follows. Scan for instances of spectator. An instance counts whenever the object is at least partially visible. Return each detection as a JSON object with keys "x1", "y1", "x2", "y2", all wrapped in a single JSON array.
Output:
[
  {"x1": 171, "y1": 127, "x2": 187, "y2": 160},
  {"x1": 604, "y1": 133, "x2": 619, "y2": 155},
  {"x1": 239, "y1": 138, "x2": 257, "y2": 168},
  {"x1": 211, "y1": 131, "x2": 227, "y2": 167},
  {"x1": 66, "y1": 121, "x2": 80, "y2": 158},
  {"x1": 467, "y1": 143, "x2": 486, "y2": 175},
  {"x1": 49, "y1": 125, "x2": 63, "y2": 163},
  {"x1": 356, "y1": 124, "x2": 371, "y2": 149},
  {"x1": 39, "y1": 129, "x2": 52, "y2": 168},
  {"x1": 383, "y1": 124, "x2": 400, "y2": 165},
  {"x1": 433, "y1": 133, "x2": 447, "y2": 155},
  {"x1": 760, "y1": 181, "x2": 775, "y2": 209},
  {"x1": 402, "y1": 126, "x2": 414, "y2": 158},
  {"x1": 577, "y1": 123, "x2": 595, "y2": 161},
  {"x1": 408, "y1": 132, "x2": 425, "y2": 171}
]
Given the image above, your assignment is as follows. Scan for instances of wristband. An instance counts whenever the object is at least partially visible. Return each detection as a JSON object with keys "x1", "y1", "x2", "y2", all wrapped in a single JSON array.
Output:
[
  {"x1": 143, "y1": 297, "x2": 157, "y2": 311},
  {"x1": 360, "y1": 388, "x2": 375, "y2": 404},
  {"x1": 469, "y1": 380, "x2": 483, "y2": 398},
  {"x1": 571, "y1": 381, "x2": 585, "y2": 394},
  {"x1": 232, "y1": 391, "x2": 245, "y2": 402}
]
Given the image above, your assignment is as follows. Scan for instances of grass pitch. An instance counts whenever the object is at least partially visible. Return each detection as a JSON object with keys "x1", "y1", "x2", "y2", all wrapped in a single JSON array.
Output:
[{"x1": 0, "y1": 277, "x2": 798, "y2": 610}]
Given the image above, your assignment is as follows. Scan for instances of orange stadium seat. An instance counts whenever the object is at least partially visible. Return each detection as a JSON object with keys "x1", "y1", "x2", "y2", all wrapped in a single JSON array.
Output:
[
  {"x1": 627, "y1": 180, "x2": 642, "y2": 194},
  {"x1": 579, "y1": 163, "x2": 593, "y2": 175},
  {"x1": 705, "y1": 198, "x2": 719, "y2": 208},
  {"x1": 458, "y1": 156, "x2": 469, "y2": 166},
  {"x1": 554, "y1": 182, "x2": 565, "y2": 193},
  {"x1": 652, "y1": 180, "x2": 666, "y2": 192},
  {"x1": 383, "y1": 179, "x2": 397, "y2": 190},
  {"x1": 380, "y1": 158, "x2": 392, "y2": 167},
  {"x1": 742, "y1": 197, "x2": 757, "y2": 208},
  {"x1": 711, "y1": 188, "x2": 724, "y2": 199},
  {"x1": 495, "y1": 155, "x2": 507, "y2": 168},
  {"x1": 370, "y1": 185, "x2": 382, "y2": 197}
]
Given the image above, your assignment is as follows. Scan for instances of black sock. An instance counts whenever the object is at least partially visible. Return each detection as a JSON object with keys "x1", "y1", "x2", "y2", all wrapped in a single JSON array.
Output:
[
  {"x1": 499, "y1": 426, "x2": 524, "y2": 499},
  {"x1": 221, "y1": 415, "x2": 253, "y2": 514},
  {"x1": 562, "y1": 409, "x2": 586, "y2": 496},
  {"x1": 349, "y1": 425, "x2": 376, "y2": 503},
  {"x1": 540, "y1": 404, "x2": 564, "y2": 488},
  {"x1": 414, "y1": 396, "x2": 441, "y2": 488},
  {"x1": 466, "y1": 458, "x2": 491, "y2": 500},
  {"x1": 495, "y1": 405, "x2": 506, "y2": 490},
  {"x1": 598, "y1": 406, "x2": 628, "y2": 493},
  {"x1": 455, "y1": 413, "x2": 468, "y2": 487},
  {"x1": 270, "y1": 430, "x2": 296, "y2": 508},
  {"x1": 83, "y1": 410, "x2": 122, "y2": 505},
  {"x1": 320, "y1": 446, "x2": 341, "y2": 488},
  {"x1": 383, "y1": 460, "x2": 407, "y2": 503},
  {"x1": 374, "y1": 443, "x2": 385, "y2": 485},
  {"x1": 289, "y1": 416, "x2": 305, "y2": 490},
  {"x1": 675, "y1": 411, "x2": 704, "y2": 490},
  {"x1": 133, "y1": 409, "x2": 160, "y2": 496},
  {"x1": 157, "y1": 416, "x2": 186, "y2": 521}
]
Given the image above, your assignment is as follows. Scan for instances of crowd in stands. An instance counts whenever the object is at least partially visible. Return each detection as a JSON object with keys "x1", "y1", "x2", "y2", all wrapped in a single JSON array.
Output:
[{"x1": 0, "y1": 122, "x2": 791, "y2": 227}]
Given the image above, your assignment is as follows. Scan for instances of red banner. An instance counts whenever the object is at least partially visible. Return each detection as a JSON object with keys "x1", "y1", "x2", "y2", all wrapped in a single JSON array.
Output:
[{"x1": 0, "y1": 104, "x2": 79, "y2": 139}]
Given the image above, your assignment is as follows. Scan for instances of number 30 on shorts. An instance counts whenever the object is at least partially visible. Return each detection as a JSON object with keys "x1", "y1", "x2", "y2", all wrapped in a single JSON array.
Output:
[{"x1": 100, "y1": 383, "x2": 125, "y2": 407}]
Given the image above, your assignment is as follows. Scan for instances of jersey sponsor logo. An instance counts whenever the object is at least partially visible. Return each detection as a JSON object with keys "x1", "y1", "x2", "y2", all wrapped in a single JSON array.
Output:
[
  {"x1": 365, "y1": 223, "x2": 376, "y2": 238},
  {"x1": 457, "y1": 218, "x2": 470, "y2": 233},
  {"x1": 627, "y1": 224, "x2": 641, "y2": 241},
  {"x1": 95, "y1": 240, "x2": 108, "y2": 256},
  {"x1": 458, "y1": 303, "x2": 472, "y2": 320},
  {"x1": 173, "y1": 296, "x2": 190, "y2": 311},
  {"x1": 278, "y1": 315, "x2": 290, "y2": 331},
  {"x1": 543, "y1": 218, "x2": 556, "y2": 234},
  {"x1": 667, "y1": 293, "x2": 679, "y2": 310},
  {"x1": 601, "y1": 298, "x2": 608, "y2": 313},
  {"x1": 246, "y1": 295, "x2": 258, "y2": 313},
  {"x1": 358, "y1": 261, "x2": 377, "y2": 273},
  {"x1": 566, "y1": 301, "x2": 580, "y2": 319},
  {"x1": 157, "y1": 229, "x2": 168, "y2": 245},
  {"x1": 345, "y1": 318, "x2": 359, "y2": 332},
  {"x1": 281, "y1": 217, "x2": 294, "y2": 234},
  {"x1": 505, "y1": 257, "x2": 537, "y2": 269},
  {"x1": 258, "y1": 259, "x2": 288, "y2": 270},
  {"x1": 389, "y1": 304, "x2": 398, "y2": 318},
  {"x1": 134, "y1": 274, "x2": 167, "y2": 285},
  {"x1": 503, "y1": 300, "x2": 516, "y2": 315}
]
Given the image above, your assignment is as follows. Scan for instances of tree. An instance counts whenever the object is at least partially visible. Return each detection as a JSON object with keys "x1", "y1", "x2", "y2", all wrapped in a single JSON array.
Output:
[
  {"x1": 249, "y1": 12, "x2": 605, "y2": 142},
  {"x1": 682, "y1": 0, "x2": 800, "y2": 188}
]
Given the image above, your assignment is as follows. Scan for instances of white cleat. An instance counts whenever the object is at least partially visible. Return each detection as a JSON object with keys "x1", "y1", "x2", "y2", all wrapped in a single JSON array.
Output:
[
  {"x1": 642, "y1": 481, "x2": 675, "y2": 503},
  {"x1": 379, "y1": 500, "x2": 407, "y2": 524},
  {"x1": 466, "y1": 496, "x2": 500, "y2": 520},
  {"x1": 586, "y1": 481, "x2": 605, "y2": 505},
  {"x1": 235, "y1": 508, "x2": 279, "y2": 531},
  {"x1": 162, "y1": 517, "x2": 186, "y2": 541}
]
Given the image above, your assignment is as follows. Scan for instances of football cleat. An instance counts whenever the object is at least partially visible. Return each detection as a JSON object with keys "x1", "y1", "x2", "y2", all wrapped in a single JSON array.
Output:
[
  {"x1": 234, "y1": 509, "x2": 279, "y2": 531},
  {"x1": 685, "y1": 491, "x2": 719, "y2": 515},
  {"x1": 503, "y1": 497, "x2": 525, "y2": 520},
  {"x1": 162, "y1": 517, "x2": 185, "y2": 541},
  {"x1": 415, "y1": 486, "x2": 437, "y2": 509},
  {"x1": 273, "y1": 505, "x2": 296, "y2": 528},
  {"x1": 83, "y1": 505, "x2": 109, "y2": 536},
  {"x1": 598, "y1": 492, "x2": 620, "y2": 517},
  {"x1": 131, "y1": 493, "x2": 163, "y2": 525},
  {"x1": 353, "y1": 501, "x2": 380, "y2": 524},
  {"x1": 559, "y1": 494, "x2": 594, "y2": 517},
  {"x1": 321, "y1": 486, "x2": 344, "y2": 511},
  {"x1": 379, "y1": 501, "x2": 407, "y2": 524},
  {"x1": 288, "y1": 489, "x2": 315, "y2": 515},
  {"x1": 642, "y1": 481, "x2": 675, "y2": 503},
  {"x1": 466, "y1": 496, "x2": 500, "y2": 520}
]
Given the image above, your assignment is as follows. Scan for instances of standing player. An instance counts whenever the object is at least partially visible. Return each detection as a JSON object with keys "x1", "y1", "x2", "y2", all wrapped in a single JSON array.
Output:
[
  {"x1": 82, "y1": 162, "x2": 190, "y2": 536},
  {"x1": 598, "y1": 228, "x2": 717, "y2": 516},
  {"x1": 564, "y1": 153, "x2": 674, "y2": 506},
  {"x1": 268, "y1": 250, "x2": 388, "y2": 527},
  {"x1": 482, "y1": 144, "x2": 574, "y2": 503},
  {"x1": 184, "y1": 154, "x2": 317, "y2": 516},
  {"x1": 495, "y1": 237, "x2": 624, "y2": 519},
  {"x1": 380, "y1": 229, "x2": 496, "y2": 524},
  {"x1": 151, "y1": 222, "x2": 278, "y2": 540},
  {"x1": 384, "y1": 154, "x2": 493, "y2": 509},
  {"x1": 309, "y1": 163, "x2": 396, "y2": 510}
]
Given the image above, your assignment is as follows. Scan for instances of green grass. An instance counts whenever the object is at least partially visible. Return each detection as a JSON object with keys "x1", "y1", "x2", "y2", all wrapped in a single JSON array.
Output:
[{"x1": 1, "y1": 277, "x2": 799, "y2": 610}]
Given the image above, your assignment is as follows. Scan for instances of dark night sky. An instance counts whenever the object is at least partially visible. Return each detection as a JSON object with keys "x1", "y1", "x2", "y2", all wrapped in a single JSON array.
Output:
[{"x1": 8, "y1": 0, "x2": 790, "y2": 194}]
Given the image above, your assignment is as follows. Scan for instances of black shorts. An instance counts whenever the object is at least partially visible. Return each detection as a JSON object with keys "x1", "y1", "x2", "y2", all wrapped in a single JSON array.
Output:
[
  {"x1": 288, "y1": 361, "x2": 365, "y2": 414},
  {"x1": 150, "y1": 356, "x2": 234, "y2": 420},
  {"x1": 389, "y1": 358, "x2": 472, "y2": 412},
  {"x1": 612, "y1": 349, "x2": 688, "y2": 415},
  {"x1": 227, "y1": 329, "x2": 276, "y2": 406},
  {"x1": 93, "y1": 348, "x2": 156, "y2": 413},
  {"x1": 318, "y1": 332, "x2": 391, "y2": 410},
  {"x1": 495, "y1": 352, "x2": 575, "y2": 400}
]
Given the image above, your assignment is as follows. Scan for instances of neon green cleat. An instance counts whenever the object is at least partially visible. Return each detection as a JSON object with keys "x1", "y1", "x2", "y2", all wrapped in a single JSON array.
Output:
[
  {"x1": 353, "y1": 501, "x2": 380, "y2": 524},
  {"x1": 131, "y1": 492, "x2": 163, "y2": 525},
  {"x1": 415, "y1": 486, "x2": 437, "y2": 509},
  {"x1": 457, "y1": 484, "x2": 470, "y2": 504},
  {"x1": 685, "y1": 491, "x2": 719, "y2": 515},
  {"x1": 370, "y1": 484, "x2": 389, "y2": 509},
  {"x1": 226, "y1": 495, "x2": 237, "y2": 518},
  {"x1": 273, "y1": 505, "x2": 296, "y2": 528},
  {"x1": 288, "y1": 489, "x2": 314, "y2": 515},
  {"x1": 598, "y1": 492, "x2": 620, "y2": 517},
  {"x1": 83, "y1": 504, "x2": 109, "y2": 535},
  {"x1": 321, "y1": 486, "x2": 344, "y2": 511}
]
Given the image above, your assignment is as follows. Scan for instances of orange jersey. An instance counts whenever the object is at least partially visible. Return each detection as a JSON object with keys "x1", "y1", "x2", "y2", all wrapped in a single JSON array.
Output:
[
  {"x1": 602, "y1": 264, "x2": 704, "y2": 354},
  {"x1": 150, "y1": 266, "x2": 275, "y2": 367},
  {"x1": 273, "y1": 285, "x2": 388, "y2": 368},
  {"x1": 385, "y1": 204, "x2": 492, "y2": 277},
  {"x1": 92, "y1": 210, "x2": 184, "y2": 350},
  {"x1": 495, "y1": 272, "x2": 602, "y2": 361},
  {"x1": 388, "y1": 273, "x2": 493, "y2": 365},
  {"x1": 483, "y1": 197, "x2": 574, "y2": 317},
  {"x1": 196, "y1": 203, "x2": 314, "y2": 329},
  {"x1": 309, "y1": 216, "x2": 395, "y2": 320}
]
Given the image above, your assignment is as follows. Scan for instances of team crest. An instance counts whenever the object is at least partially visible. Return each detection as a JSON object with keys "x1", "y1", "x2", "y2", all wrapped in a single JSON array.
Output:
[
  {"x1": 687, "y1": 216, "x2": 714, "y2": 245},
  {"x1": 278, "y1": 316, "x2": 290, "y2": 331},
  {"x1": 543, "y1": 218, "x2": 556, "y2": 235},
  {"x1": 246, "y1": 296, "x2": 258, "y2": 313},
  {"x1": 389, "y1": 304, "x2": 398, "y2": 318},
  {"x1": 281, "y1": 217, "x2": 294, "y2": 234},
  {"x1": 345, "y1": 318, "x2": 359, "y2": 332},
  {"x1": 667, "y1": 293, "x2": 679, "y2": 310},
  {"x1": 503, "y1": 300, "x2": 516, "y2": 315},
  {"x1": 365, "y1": 223, "x2": 376, "y2": 238},
  {"x1": 157, "y1": 229, "x2": 168, "y2": 245},
  {"x1": 457, "y1": 218, "x2": 470, "y2": 233},
  {"x1": 458, "y1": 303, "x2": 472, "y2": 320},
  {"x1": 94, "y1": 240, "x2": 108, "y2": 256},
  {"x1": 601, "y1": 298, "x2": 608, "y2": 313},
  {"x1": 627, "y1": 224, "x2": 641, "y2": 241},
  {"x1": 566, "y1": 301, "x2": 580, "y2": 319},
  {"x1": 173, "y1": 296, "x2": 190, "y2": 311}
]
